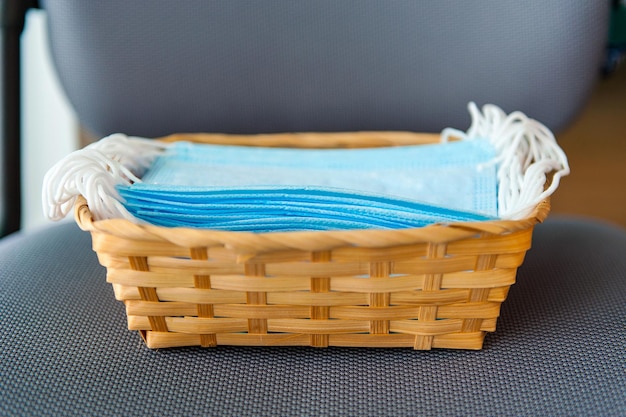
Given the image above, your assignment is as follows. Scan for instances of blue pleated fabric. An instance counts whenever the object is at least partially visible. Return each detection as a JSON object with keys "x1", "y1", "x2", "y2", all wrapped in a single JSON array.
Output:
[{"x1": 120, "y1": 140, "x2": 498, "y2": 231}]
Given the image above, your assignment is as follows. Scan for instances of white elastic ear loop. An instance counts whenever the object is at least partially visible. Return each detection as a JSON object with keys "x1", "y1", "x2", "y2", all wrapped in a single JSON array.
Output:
[
  {"x1": 454, "y1": 102, "x2": 570, "y2": 220},
  {"x1": 440, "y1": 128, "x2": 468, "y2": 143},
  {"x1": 42, "y1": 134, "x2": 169, "y2": 222}
]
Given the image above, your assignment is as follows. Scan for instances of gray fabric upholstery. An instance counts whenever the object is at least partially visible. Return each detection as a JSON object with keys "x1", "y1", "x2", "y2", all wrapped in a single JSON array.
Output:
[
  {"x1": 1, "y1": 218, "x2": 625, "y2": 416},
  {"x1": 42, "y1": 1, "x2": 609, "y2": 137}
]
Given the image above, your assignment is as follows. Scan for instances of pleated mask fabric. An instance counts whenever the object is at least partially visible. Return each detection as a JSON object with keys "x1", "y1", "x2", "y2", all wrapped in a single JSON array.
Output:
[
  {"x1": 118, "y1": 185, "x2": 497, "y2": 232},
  {"x1": 116, "y1": 139, "x2": 499, "y2": 231},
  {"x1": 42, "y1": 104, "x2": 569, "y2": 232}
]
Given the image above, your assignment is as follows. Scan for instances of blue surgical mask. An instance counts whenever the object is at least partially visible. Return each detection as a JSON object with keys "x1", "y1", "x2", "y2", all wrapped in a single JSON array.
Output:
[
  {"x1": 115, "y1": 139, "x2": 498, "y2": 231},
  {"x1": 118, "y1": 184, "x2": 496, "y2": 232},
  {"x1": 141, "y1": 139, "x2": 497, "y2": 214},
  {"x1": 43, "y1": 103, "x2": 569, "y2": 229}
]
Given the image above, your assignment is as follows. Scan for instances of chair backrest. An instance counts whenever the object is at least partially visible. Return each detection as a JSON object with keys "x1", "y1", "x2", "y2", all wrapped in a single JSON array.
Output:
[{"x1": 42, "y1": 1, "x2": 610, "y2": 138}]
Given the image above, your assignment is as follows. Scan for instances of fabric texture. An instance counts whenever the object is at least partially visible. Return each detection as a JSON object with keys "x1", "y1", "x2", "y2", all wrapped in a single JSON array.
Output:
[
  {"x1": 1, "y1": 218, "x2": 624, "y2": 416},
  {"x1": 42, "y1": 1, "x2": 609, "y2": 137},
  {"x1": 116, "y1": 139, "x2": 497, "y2": 231},
  {"x1": 141, "y1": 139, "x2": 497, "y2": 215},
  {"x1": 119, "y1": 185, "x2": 496, "y2": 231}
]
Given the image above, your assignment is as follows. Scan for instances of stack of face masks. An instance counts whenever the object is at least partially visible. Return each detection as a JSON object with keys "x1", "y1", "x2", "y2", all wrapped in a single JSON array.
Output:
[
  {"x1": 115, "y1": 139, "x2": 498, "y2": 231},
  {"x1": 43, "y1": 103, "x2": 570, "y2": 233}
]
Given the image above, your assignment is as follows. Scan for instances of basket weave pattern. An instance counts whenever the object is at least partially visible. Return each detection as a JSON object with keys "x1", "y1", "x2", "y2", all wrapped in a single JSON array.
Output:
[{"x1": 75, "y1": 132, "x2": 549, "y2": 350}]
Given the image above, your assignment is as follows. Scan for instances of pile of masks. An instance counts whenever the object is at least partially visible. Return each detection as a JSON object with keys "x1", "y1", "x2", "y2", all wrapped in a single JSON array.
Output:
[
  {"x1": 116, "y1": 140, "x2": 498, "y2": 232},
  {"x1": 42, "y1": 103, "x2": 570, "y2": 233}
]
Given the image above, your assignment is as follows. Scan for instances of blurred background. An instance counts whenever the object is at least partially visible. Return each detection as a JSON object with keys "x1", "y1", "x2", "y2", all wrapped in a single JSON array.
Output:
[
  {"x1": 21, "y1": 7, "x2": 626, "y2": 231},
  {"x1": 551, "y1": 66, "x2": 626, "y2": 229}
]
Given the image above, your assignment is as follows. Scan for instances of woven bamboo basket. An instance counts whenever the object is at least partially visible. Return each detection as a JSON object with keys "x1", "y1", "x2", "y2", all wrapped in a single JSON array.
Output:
[{"x1": 74, "y1": 131, "x2": 550, "y2": 350}]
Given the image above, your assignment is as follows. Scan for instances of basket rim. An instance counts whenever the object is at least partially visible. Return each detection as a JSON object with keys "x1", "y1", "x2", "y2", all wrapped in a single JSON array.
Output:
[
  {"x1": 75, "y1": 196, "x2": 548, "y2": 255},
  {"x1": 73, "y1": 131, "x2": 551, "y2": 255}
]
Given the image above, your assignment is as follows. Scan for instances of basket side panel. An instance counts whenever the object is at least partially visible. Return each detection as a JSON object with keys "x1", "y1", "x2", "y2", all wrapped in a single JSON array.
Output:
[{"x1": 90, "y1": 220, "x2": 536, "y2": 350}]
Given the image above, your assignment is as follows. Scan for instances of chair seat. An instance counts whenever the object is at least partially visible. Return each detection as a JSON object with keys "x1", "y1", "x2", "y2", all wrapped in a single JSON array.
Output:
[{"x1": 1, "y1": 218, "x2": 624, "y2": 416}]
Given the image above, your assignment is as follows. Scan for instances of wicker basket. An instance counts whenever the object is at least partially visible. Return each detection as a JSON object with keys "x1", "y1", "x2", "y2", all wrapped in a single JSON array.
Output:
[{"x1": 74, "y1": 132, "x2": 550, "y2": 350}]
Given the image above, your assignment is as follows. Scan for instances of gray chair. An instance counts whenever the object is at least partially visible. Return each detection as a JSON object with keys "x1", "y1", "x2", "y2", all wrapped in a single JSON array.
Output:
[{"x1": 2, "y1": 2, "x2": 625, "y2": 416}]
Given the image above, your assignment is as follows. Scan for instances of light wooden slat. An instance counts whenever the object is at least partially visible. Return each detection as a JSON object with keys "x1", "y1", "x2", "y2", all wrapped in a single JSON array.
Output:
[
  {"x1": 156, "y1": 287, "x2": 246, "y2": 304},
  {"x1": 107, "y1": 268, "x2": 194, "y2": 288},
  {"x1": 391, "y1": 319, "x2": 464, "y2": 336},
  {"x1": 267, "y1": 319, "x2": 370, "y2": 334},
  {"x1": 166, "y1": 317, "x2": 248, "y2": 334},
  {"x1": 267, "y1": 291, "x2": 368, "y2": 306},
  {"x1": 209, "y1": 275, "x2": 310, "y2": 292}
]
